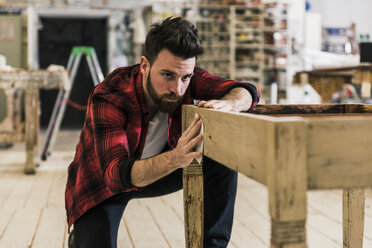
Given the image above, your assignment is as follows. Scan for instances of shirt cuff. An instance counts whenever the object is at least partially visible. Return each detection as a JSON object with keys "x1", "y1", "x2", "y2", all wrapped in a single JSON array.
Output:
[
  {"x1": 119, "y1": 158, "x2": 139, "y2": 190},
  {"x1": 226, "y1": 83, "x2": 260, "y2": 108}
]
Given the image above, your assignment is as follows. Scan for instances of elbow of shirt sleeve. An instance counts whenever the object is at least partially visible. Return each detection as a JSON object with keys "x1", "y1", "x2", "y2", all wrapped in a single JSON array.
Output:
[
  {"x1": 227, "y1": 83, "x2": 260, "y2": 108},
  {"x1": 118, "y1": 158, "x2": 140, "y2": 192}
]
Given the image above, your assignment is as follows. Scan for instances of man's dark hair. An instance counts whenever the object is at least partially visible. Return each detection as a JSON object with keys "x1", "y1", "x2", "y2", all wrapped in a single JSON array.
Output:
[{"x1": 144, "y1": 17, "x2": 203, "y2": 64}]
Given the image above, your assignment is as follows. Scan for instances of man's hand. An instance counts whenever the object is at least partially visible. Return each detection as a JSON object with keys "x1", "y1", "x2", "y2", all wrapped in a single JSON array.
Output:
[
  {"x1": 169, "y1": 114, "x2": 203, "y2": 168},
  {"x1": 131, "y1": 115, "x2": 203, "y2": 188},
  {"x1": 197, "y1": 99, "x2": 238, "y2": 112},
  {"x1": 198, "y1": 87, "x2": 253, "y2": 112}
]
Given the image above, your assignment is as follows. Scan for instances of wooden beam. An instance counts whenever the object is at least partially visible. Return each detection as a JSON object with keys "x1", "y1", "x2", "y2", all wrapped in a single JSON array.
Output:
[
  {"x1": 343, "y1": 188, "x2": 365, "y2": 248},
  {"x1": 267, "y1": 121, "x2": 308, "y2": 248},
  {"x1": 182, "y1": 106, "x2": 204, "y2": 248},
  {"x1": 183, "y1": 105, "x2": 270, "y2": 185},
  {"x1": 24, "y1": 86, "x2": 38, "y2": 174},
  {"x1": 307, "y1": 117, "x2": 372, "y2": 189}
]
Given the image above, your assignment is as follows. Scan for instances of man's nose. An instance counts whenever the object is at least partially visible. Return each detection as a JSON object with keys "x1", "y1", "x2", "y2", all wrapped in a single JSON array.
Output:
[{"x1": 170, "y1": 79, "x2": 184, "y2": 96}]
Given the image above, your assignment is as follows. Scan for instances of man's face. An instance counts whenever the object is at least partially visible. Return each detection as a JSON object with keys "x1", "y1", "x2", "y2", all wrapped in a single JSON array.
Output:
[{"x1": 141, "y1": 49, "x2": 196, "y2": 113}]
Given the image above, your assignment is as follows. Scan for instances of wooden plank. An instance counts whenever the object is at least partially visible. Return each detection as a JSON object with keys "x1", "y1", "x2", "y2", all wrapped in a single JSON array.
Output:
[
  {"x1": 32, "y1": 207, "x2": 66, "y2": 248},
  {"x1": 63, "y1": 223, "x2": 69, "y2": 248},
  {"x1": 24, "y1": 170, "x2": 57, "y2": 208},
  {"x1": 24, "y1": 86, "x2": 38, "y2": 174},
  {"x1": 140, "y1": 197, "x2": 185, "y2": 247},
  {"x1": 183, "y1": 105, "x2": 269, "y2": 185},
  {"x1": 248, "y1": 104, "x2": 346, "y2": 115},
  {"x1": 267, "y1": 121, "x2": 308, "y2": 248},
  {"x1": 0, "y1": 207, "x2": 15, "y2": 240},
  {"x1": 229, "y1": 219, "x2": 266, "y2": 248},
  {"x1": 0, "y1": 207, "x2": 41, "y2": 247},
  {"x1": 117, "y1": 218, "x2": 134, "y2": 248},
  {"x1": 0, "y1": 170, "x2": 20, "y2": 207},
  {"x1": 343, "y1": 188, "x2": 365, "y2": 248},
  {"x1": 123, "y1": 200, "x2": 169, "y2": 247},
  {"x1": 183, "y1": 162, "x2": 204, "y2": 248},
  {"x1": 182, "y1": 106, "x2": 204, "y2": 248},
  {"x1": 234, "y1": 194, "x2": 270, "y2": 246},
  {"x1": 307, "y1": 117, "x2": 372, "y2": 189},
  {"x1": 47, "y1": 168, "x2": 67, "y2": 207},
  {"x1": 2, "y1": 172, "x2": 37, "y2": 209},
  {"x1": 307, "y1": 206, "x2": 342, "y2": 247},
  {"x1": 160, "y1": 192, "x2": 184, "y2": 223}
]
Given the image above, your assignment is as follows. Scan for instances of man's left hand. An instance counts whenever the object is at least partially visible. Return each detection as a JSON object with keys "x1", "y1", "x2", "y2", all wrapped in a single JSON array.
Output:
[
  {"x1": 197, "y1": 99, "x2": 238, "y2": 112},
  {"x1": 197, "y1": 88, "x2": 253, "y2": 112}
]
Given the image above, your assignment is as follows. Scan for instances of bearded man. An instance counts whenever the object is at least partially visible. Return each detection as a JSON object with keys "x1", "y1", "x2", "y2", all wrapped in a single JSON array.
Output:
[{"x1": 65, "y1": 16, "x2": 260, "y2": 248}]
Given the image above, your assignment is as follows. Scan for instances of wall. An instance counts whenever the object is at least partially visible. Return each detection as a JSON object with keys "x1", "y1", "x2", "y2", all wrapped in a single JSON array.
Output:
[{"x1": 309, "y1": 0, "x2": 372, "y2": 40}]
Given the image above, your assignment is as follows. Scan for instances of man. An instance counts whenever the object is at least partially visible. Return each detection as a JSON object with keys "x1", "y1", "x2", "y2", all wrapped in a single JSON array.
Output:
[{"x1": 66, "y1": 17, "x2": 259, "y2": 248}]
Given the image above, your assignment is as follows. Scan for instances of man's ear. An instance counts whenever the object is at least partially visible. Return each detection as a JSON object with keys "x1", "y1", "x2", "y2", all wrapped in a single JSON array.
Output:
[{"x1": 140, "y1": 56, "x2": 150, "y2": 75}]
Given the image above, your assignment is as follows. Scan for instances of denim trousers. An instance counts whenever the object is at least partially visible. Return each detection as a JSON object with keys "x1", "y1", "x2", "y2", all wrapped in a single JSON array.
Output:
[{"x1": 73, "y1": 157, "x2": 238, "y2": 248}]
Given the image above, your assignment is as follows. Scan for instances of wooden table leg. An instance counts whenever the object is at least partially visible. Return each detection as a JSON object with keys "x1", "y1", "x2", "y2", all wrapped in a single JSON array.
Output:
[
  {"x1": 24, "y1": 87, "x2": 39, "y2": 174},
  {"x1": 183, "y1": 161, "x2": 204, "y2": 248},
  {"x1": 343, "y1": 188, "x2": 365, "y2": 248},
  {"x1": 267, "y1": 122, "x2": 308, "y2": 248}
]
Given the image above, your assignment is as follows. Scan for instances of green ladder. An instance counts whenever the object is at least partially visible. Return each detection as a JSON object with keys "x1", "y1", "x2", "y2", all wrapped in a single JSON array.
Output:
[{"x1": 41, "y1": 46, "x2": 104, "y2": 160}]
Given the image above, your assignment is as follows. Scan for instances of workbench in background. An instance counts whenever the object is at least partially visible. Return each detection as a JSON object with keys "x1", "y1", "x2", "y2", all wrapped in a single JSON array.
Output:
[
  {"x1": 0, "y1": 69, "x2": 68, "y2": 174},
  {"x1": 292, "y1": 64, "x2": 372, "y2": 102}
]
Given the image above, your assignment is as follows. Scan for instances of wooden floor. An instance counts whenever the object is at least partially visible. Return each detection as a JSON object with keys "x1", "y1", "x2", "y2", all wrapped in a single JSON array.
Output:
[{"x1": 1, "y1": 131, "x2": 372, "y2": 247}]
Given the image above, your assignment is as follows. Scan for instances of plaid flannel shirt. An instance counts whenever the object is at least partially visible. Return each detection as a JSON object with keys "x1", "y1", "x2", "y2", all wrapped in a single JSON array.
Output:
[{"x1": 65, "y1": 64, "x2": 259, "y2": 228}]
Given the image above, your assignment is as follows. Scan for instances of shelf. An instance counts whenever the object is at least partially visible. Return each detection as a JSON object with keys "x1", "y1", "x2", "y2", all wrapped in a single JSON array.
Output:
[
  {"x1": 236, "y1": 44, "x2": 262, "y2": 49},
  {"x1": 263, "y1": 14, "x2": 288, "y2": 20},
  {"x1": 235, "y1": 21, "x2": 261, "y2": 26},
  {"x1": 196, "y1": 18, "x2": 230, "y2": 23},
  {"x1": 236, "y1": 75, "x2": 262, "y2": 79},
  {"x1": 264, "y1": 66, "x2": 287, "y2": 70},
  {"x1": 199, "y1": 31, "x2": 229, "y2": 34},
  {"x1": 236, "y1": 60, "x2": 260, "y2": 65},
  {"x1": 264, "y1": 45, "x2": 288, "y2": 53},
  {"x1": 198, "y1": 58, "x2": 230, "y2": 62},
  {"x1": 197, "y1": 3, "x2": 261, "y2": 10},
  {"x1": 263, "y1": 27, "x2": 287, "y2": 32},
  {"x1": 235, "y1": 27, "x2": 261, "y2": 32}
]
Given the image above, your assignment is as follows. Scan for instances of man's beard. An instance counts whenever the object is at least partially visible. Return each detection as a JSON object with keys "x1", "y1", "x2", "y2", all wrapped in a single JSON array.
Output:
[{"x1": 146, "y1": 72, "x2": 184, "y2": 113}]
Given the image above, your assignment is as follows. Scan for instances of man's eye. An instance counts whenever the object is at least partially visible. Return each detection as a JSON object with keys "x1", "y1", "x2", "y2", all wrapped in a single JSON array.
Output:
[
  {"x1": 163, "y1": 73, "x2": 173, "y2": 79},
  {"x1": 182, "y1": 75, "x2": 191, "y2": 81}
]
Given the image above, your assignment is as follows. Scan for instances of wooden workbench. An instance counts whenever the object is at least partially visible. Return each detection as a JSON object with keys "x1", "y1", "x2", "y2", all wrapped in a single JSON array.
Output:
[
  {"x1": 0, "y1": 69, "x2": 68, "y2": 174},
  {"x1": 293, "y1": 64, "x2": 372, "y2": 102},
  {"x1": 182, "y1": 104, "x2": 372, "y2": 248}
]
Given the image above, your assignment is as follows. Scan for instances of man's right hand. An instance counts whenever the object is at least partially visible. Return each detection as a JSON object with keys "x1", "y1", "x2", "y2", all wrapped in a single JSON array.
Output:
[
  {"x1": 131, "y1": 114, "x2": 203, "y2": 187},
  {"x1": 170, "y1": 114, "x2": 203, "y2": 168}
]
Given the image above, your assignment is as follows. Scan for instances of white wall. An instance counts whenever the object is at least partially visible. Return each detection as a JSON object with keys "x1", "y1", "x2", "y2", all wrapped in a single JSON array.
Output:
[{"x1": 309, "y1": 0, "x2": 372, "y2": 39}]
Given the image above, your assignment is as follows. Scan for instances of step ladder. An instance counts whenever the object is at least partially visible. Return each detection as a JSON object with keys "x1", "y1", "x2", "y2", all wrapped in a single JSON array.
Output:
[{"x1": 41, "y1": 46, "x2": 104, "y2": 161}]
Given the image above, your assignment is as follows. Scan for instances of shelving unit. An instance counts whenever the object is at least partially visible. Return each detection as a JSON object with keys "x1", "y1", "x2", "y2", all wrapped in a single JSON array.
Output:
[
  {"x1": 232, "y1": 4, "x2": 264, "y2": 85},
  {"x1": 263, "y1": 1, "x2": 290, "y2": 91},
  {"x1": 195, "y1": 5, "x2": 232, "y2": 79},
  {"x1": 196, "y1": 1, "x2": 264, "y2": 87},
  {"x1": 196, "y1": 1, "x2": 290, "y2": 101}
]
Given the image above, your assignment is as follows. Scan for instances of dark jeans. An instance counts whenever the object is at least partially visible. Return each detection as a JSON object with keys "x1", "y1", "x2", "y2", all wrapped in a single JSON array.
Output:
[{"x1": 72, "y1": 157, "x2": 238, "y2": 248}]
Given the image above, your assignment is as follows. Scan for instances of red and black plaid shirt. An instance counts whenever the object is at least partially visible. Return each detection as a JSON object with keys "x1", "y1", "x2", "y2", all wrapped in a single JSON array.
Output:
[{"x1": 65, "y1": 64, "x2": 259, "y2": 228}]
